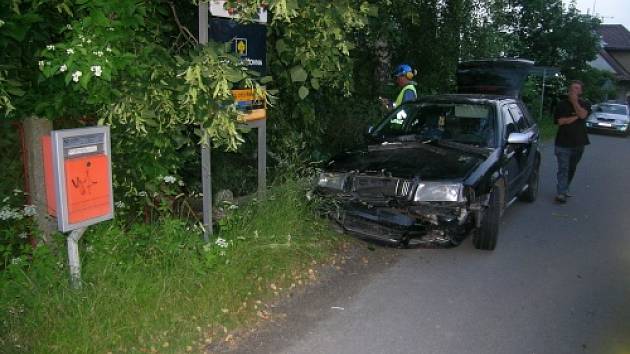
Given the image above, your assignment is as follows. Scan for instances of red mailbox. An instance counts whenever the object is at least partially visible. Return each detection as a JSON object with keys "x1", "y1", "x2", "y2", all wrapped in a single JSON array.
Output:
[{"x1": 43, "y1": 127, "x2": 113, "y2": 232}]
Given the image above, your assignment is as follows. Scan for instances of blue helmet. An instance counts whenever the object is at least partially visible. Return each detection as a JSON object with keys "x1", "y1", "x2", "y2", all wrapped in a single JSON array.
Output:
[{"x1": 393, "y1": 64, "x2": 413, "y2": 77}]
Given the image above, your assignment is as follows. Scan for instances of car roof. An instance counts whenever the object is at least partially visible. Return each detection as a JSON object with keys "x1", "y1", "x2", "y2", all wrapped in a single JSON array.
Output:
[
  {"x1": 413, "y1": 94, "x2": 518, "y2": 104},
  {"x1": 597, "y1": 103, "x2": 627, "y2": 107}
]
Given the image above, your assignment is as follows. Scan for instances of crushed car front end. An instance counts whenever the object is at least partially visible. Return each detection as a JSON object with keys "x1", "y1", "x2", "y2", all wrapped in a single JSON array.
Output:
[{"x1": 315, "y1": 171, "x2": 481, "y2": 247}]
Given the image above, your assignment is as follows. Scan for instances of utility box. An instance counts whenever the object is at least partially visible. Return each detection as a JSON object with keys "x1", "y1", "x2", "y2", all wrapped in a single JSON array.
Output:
[{"x1": 42, "y1": 127, "x2": 114, "y2": 232}]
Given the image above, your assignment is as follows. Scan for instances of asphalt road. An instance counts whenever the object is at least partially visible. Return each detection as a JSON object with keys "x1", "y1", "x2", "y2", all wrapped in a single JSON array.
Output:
[{"x1": 230, "y1": 134, "x2": 630, "y2": 354}]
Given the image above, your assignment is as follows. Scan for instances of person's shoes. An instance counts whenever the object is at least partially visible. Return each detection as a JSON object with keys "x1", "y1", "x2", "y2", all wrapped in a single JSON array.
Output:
[
  {"x1": 555, "y1": 194, "x2": 567, "y2": 204},
  {"x1": 565, "y1": 192, "x2": 574, "y2": 198}
]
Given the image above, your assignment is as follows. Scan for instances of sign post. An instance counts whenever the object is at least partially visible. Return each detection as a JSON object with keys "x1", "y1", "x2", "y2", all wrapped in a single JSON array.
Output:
[
  {"x1": 199, "y1": 2, "x2": 213, "y2": 243},
  {"x1": 198, "y1": 1, "x2": 268, "y2": 240},
  {"x1": 45, "y1": 126, "x2": 114, "y2": 288}
]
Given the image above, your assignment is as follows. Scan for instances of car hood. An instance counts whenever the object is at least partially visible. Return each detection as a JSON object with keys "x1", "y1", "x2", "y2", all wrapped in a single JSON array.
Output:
[
  {"x1": 590, "y1": 112, "x2": 629, "y2": 123},
  {"x1": 326, "y1": 142, "x2": 485, "y2": 180},
  {"x1": 456, "y1": 59, "x2": 534, "y2": 97}
]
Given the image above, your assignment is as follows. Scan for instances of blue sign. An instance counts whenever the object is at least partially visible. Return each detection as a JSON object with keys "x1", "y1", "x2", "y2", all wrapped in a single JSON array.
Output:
[{"x1": 209, "y1": 17, "x2": 267, "y2": 75}]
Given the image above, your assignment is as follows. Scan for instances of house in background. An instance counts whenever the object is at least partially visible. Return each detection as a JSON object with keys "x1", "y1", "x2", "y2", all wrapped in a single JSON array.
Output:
[{"x1": 590, "y1": 24, "x2": 630, "y2": 104}]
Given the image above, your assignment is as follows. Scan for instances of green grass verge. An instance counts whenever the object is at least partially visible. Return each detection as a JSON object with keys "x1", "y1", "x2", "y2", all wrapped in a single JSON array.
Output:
[
  {"x1": 538, "y1": 115, "x2": 557, "y2": 142},
  {"x1": 0, "y1": 181, "x2": 341, "y2": 353}
]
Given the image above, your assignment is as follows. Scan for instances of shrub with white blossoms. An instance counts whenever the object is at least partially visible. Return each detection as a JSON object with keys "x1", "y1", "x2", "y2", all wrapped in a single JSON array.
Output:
[
  {"x1": 72, "y1": 70, "x2": 82, "y2": 82},
  {"x1": 163, "y1": 176, "x2": 177, "y2": 184},
  {"x1": 215, "y1": 237, "x2": 228, "y2": 248},
  {"x1": 90, "y1": 65, "x2": 102, "y2": 77},
  {"x1": 1, "y1": 191, "x2": 39, "y2": 266}
]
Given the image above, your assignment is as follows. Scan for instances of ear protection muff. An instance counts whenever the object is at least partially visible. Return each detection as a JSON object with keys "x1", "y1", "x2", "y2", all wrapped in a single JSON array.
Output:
[{"x1": 405, "y1": 69, "x2": 417, "y2": 80}]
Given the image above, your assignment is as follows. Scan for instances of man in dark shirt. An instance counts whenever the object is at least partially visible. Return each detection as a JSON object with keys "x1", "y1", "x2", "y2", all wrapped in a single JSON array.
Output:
[{"x1": 553, "y1": 80, "x2": 591, "y2": 204}]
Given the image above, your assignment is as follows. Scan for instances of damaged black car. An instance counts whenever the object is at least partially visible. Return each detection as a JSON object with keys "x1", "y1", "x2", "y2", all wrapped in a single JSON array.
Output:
[{"x1": 314, "y1": 59, "x2": 540, "y2": 250}]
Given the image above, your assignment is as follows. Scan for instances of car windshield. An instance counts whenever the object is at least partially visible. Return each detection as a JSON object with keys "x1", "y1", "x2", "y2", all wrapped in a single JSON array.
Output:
[
  {"x1": 596, "y1": 104, "x2": 628, "y2": 115},
  {"x1": 371, "y1": 102, "x2": 497, "y2": 147}
]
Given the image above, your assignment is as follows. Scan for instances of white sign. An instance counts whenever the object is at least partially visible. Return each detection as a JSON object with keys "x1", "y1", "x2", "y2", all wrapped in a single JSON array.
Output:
[{"x1": 209, "y1": 0, "x2": 268, "y2": 23}]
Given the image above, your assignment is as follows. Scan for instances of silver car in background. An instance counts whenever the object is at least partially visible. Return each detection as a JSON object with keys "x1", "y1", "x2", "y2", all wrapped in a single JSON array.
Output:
[{"x1": 586, "y1": 103, "x2": 630, "y2": 136}]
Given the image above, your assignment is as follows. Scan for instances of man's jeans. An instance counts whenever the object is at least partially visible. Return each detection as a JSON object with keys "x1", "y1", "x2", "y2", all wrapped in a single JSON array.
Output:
[{"x1": 555, "y1": 145, "x2": 585, "y2": 195}]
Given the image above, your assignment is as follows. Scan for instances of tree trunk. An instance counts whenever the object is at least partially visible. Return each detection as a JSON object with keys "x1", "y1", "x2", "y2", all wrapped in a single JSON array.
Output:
[{"x1": 21, "y1": 117, "x2": 57, "y2": 242}]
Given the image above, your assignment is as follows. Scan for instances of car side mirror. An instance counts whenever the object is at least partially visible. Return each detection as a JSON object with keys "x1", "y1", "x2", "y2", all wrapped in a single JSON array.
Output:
[
  {"x1": 367, "y1": 125, "x2": 374, "y2": 134},
  {"x1": 507, "y1": 132, "x2": 533, "y2": 144}
]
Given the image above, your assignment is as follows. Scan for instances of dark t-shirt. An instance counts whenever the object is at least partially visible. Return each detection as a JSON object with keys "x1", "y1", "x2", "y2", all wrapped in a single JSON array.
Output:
[{"x1": 554, "y1": 99, "x2": 591, "y2": 147}]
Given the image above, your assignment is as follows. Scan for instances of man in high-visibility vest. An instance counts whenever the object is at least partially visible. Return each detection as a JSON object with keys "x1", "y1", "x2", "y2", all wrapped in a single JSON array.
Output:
[{"x1": 381, "y1": 64, "x2": 417, "y2": 110}]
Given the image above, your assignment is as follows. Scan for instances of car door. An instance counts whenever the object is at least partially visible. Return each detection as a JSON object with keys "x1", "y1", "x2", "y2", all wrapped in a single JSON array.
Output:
[
  {"x1": 501, "y1": 104, "x2": 523, "y2": 198},
  {"x1": 513, "y1": 102, "x2": 539, "y2": 177}
]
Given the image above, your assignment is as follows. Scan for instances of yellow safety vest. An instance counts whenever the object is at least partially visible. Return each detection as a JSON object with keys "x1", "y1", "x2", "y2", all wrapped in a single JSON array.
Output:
[{"x1": 394, "y1": 84, "x2": 417, "y2": 107}]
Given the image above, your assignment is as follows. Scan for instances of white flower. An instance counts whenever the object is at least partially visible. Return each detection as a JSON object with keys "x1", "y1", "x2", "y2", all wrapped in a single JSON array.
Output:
[
  {"x1": 86, "y1": 245, "x2": 94, "y2": 253},
  {"x1": 72, "y1": 70, "x2": 82, "y2": 82},
  {"x1": 137, "y1": 191, "x2": 147, "y2": 197},
  {"x1": 90, "y1": 65, "x2": 102, "y2": 77},
  {"x1": 66, "y1": 48, "x2": 74, "y2": 55},
  {"x1": 46, "y1": 44, "x2": 55, "y2": 50},
  {"x1": 17, "y1": 232, "x2": 28, "y2": 240},
  {"x1": 59, "y1": 64, "x2": 68, "y2": 72},
  {"x1": 86, "y1": 39, "x2": 92, "y2": 44},
  {"x1": 106, "y1": 46, "x2": 112, "y2": 52},
  {"x1": 66, "y1": 24, "x2": 72, "y2": 30},
  {"x1": 38, "y1": 61, "x2": 45, "y2": 69},
  {"x1": 215, "y1": 238, "x2": 228, "y2": 248},
  {"x1": 11, "y1": 258, "x2": 22, "y2": 265},
  {"x1": 0, "y1": 207, "x2": 21, "y2": 221},
  {"x1": 178, "y1": 180, "x2": 185, "y2": 187},
  {"x1": 107, "y1": 27, "x2": 115, "y2": 31},
  {"x1": 163, "y1": 176, "x2": 177, "y2": 184},
  {"x1": 115, "y1": 201, "x2": 126, "y2": 208},
  {"x1": 23, "y1": 205, "x2": 37, "y2": 217}
]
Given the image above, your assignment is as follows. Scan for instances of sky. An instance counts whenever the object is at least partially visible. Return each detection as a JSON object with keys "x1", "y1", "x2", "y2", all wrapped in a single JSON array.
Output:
[{"x1": 571, "y1": 0, "x2": 630, "y2": 29}]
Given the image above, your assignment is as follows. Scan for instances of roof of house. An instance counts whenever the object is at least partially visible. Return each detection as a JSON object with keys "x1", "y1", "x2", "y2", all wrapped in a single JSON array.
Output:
[
  {"x1": 597, "y1": 24, "x2": 630, "y2": 50},
  {"x1": 595, "y1": 25, "x2": 630, "y2": 81}
]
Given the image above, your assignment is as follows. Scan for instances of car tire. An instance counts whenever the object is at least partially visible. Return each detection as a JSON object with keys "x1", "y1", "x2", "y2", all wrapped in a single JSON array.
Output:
[
  {"x1": 518, "y1": 158, "x2": 540, "y2": 203},
  {"x1": 473, "y1": 187, "x2": 501, "y2": 251}
]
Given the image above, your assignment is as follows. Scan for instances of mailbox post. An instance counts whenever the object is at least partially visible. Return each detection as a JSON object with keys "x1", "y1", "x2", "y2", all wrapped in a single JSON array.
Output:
[{"x1": 45, "y1": 126, "x2": 114, "y2": 288}]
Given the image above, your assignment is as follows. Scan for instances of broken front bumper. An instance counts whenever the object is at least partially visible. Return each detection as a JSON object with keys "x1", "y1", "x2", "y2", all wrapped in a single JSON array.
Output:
[{"x1": 324, "y1": 199, "x2": 472, "y2": 248}]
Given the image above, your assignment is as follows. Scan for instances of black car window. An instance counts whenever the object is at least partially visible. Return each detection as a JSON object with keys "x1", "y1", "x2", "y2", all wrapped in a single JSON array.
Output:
[
  {"x1": 372, "y1": 102, "x2": 497, "y2": 147},
  {"x1": 509, "y1": 104, "x2": 529, "y2": 131}
]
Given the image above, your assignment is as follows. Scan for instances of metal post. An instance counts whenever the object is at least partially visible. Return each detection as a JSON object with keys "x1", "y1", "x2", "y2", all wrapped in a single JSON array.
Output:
[
  {"x1": 199, "y1": 2, "x2": 212, "y2": 242},
  {"x1": 201, "y1": 137, "x2": 212, "y2": 242},
  {"x1": 67, "y1": 227, "x2": 86, "y2": 289},
  {"x1": 199, "y1": 2, "x2": 208, "y2": 44},
  {"x1": 540, "y1": 68, "x2": 546, "y2": 121},
  {"x1": 257, "y1": 119, "x2": 266, "y2": 198}
]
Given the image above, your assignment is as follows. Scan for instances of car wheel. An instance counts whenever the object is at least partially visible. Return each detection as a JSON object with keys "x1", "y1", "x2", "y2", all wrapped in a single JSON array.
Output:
[
  {"x1": 473, "y1": 187, "x2": 501, "y2": 251},
  {"x1": 518, "y1": 158, "x2": 540, "y2": 203}
]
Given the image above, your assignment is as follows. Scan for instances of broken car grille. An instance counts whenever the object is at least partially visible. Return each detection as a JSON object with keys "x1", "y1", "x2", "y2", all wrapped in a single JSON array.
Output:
[{"x1": 351, "y1": 176, "x2": 414, "y2": 199}]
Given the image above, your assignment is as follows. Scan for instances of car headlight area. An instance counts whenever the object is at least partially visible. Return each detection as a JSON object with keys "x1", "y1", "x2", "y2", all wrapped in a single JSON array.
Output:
[
  {"x1": 413, "y1": 182, "x2": 465, "y2": 202},
  {"x1": 317, "y1": 172, "x2": 348, "y2": 191}
]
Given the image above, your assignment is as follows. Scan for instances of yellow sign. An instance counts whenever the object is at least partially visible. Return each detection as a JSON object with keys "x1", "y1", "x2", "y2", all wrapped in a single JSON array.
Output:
[
  {"x1": 235, "y1": 38, "x2": 247, "y2": 57},
  {"x1": 231, "y1": 89, "x2": 267, "y2": 122}
]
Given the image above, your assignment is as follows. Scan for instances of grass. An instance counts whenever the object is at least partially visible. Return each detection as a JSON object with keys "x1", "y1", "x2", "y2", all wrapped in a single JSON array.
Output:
[
  {"x1": 0, "y1": 181, "x2": 342, "y2": 353},
  {"x1": 538, "y1": 115, "x2": 557, "y2": 141}
]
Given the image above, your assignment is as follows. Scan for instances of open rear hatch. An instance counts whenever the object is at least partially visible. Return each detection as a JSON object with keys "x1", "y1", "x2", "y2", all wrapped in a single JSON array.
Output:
[{"x1": 457, "y1": 59, "x2": 534, "y2": 97}]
